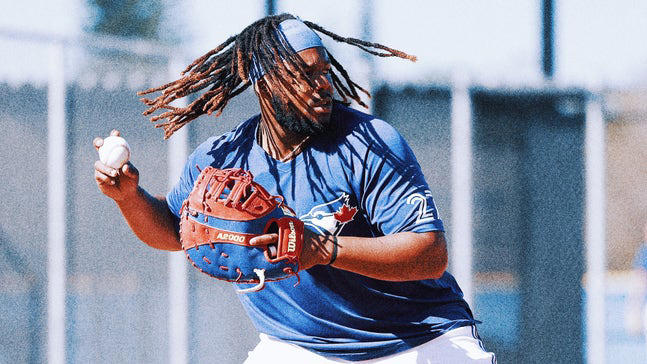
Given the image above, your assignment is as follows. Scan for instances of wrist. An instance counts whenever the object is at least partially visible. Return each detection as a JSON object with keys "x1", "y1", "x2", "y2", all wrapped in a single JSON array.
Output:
[
  {"x1": 327, "y1": 235, "x2": 338, "y2": 266},
  {"x1": 301, "y1": 229, "x2": 339, "y2": 268},
  {"x1": 114, "y1": 185, "x2": 142, "y2": 203}
]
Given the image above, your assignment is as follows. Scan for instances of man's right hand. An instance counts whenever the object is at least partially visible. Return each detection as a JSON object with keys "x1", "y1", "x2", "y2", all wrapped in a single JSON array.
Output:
[{"x1": 93, "y1": 130, "x2": 139, "y2": 201}]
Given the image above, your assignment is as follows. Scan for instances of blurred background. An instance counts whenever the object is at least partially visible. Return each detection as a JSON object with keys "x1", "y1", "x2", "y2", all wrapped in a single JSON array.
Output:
[{"x1": 1, "y1": 0, "x2": 646, "y2": 363}]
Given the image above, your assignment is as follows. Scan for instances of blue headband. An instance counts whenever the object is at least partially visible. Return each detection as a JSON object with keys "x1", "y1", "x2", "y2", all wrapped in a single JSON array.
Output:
[{"x1": 248, "y1": 19, "x2": 324, "y2": 83}]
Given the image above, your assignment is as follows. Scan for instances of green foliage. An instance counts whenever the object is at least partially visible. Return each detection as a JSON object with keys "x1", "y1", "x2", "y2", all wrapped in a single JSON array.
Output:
[{"x1": 87, "y1": 0, "x2": 163, "y2": 39}]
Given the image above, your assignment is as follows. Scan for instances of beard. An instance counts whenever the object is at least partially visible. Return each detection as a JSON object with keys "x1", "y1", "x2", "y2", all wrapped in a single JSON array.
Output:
[{"x1": 270, "y1": 95, "x2": 327, "y2": 137}]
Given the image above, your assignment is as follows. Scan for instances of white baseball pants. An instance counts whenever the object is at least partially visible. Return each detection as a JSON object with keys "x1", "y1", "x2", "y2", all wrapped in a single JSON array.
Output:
[{"x1": 244, "y1": 325, "x2": 496, "y2": 363}]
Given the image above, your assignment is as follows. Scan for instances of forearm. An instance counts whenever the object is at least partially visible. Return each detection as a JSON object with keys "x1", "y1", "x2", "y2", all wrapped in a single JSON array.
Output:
[
  {"x1": 115, "y1": 186, "x2": 182, "y2": 251},
  {"x1": 312, "y1": 231, "x2": 448, "y2": 281}
]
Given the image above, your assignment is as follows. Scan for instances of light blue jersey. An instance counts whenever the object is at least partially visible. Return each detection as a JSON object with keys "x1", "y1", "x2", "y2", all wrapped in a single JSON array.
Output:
[{"x1": 167, "y1": 103, "x2": 476, "y2": 361}]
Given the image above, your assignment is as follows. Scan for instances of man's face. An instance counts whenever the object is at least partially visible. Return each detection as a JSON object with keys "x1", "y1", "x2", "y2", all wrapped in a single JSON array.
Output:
[{"x1": 265, "y1": 47, "x2": 334, "y2": 136}]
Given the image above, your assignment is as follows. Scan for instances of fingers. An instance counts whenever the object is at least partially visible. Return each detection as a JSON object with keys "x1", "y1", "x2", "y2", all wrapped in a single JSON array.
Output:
[
  {"x1": 250, "y1": 234, "x2": 278, "y2": 246},
  {"x1": 268, "y1": 245, "x2": 277, "y2": 258},
  {"x1": 93, "y1": 137, "x2": 103, "y2": 151},
  {"x1": 121, "y1": 162, "x2": 138, "y2": 178},
  {"x1": 93, "y1": 129, "x2": 122, "y2": 150},
  {"x1": 94, "y1": 160, "x2": 119, "y2": 177},
  {"x1": 251, "y1": 234, "x2": 279, "y2": 260},
  {"x1": 95, "y1": 169, "x2": 115, "y2": 185}
]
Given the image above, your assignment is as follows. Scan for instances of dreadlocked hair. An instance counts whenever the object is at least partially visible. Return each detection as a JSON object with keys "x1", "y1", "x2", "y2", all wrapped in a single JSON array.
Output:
[{"x1": 138, "y1": 13, "x2": 417, "y2": 139}]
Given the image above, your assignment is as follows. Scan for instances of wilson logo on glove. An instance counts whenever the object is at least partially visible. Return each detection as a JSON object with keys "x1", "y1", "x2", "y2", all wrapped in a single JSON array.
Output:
[
  {"x1": 179, "y1": 167, "x2": 304, "y2": 293},
  {"x1": 287, "y1": 221, "x2": 297, "y2": 253}
]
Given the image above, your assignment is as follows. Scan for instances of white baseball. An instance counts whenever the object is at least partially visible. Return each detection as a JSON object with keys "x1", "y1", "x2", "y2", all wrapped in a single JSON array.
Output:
[{"x1": 98, "y1": 135, "x2": 131, "y2": 169}]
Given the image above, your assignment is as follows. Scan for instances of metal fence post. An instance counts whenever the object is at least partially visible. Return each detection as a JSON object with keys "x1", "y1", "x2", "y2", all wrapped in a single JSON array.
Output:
[
  {"x1": 167, "y1": 56, "x2": 189, "y2": 364},
  {"x1": 47, "y1": 40, "x2": 67, "y2": 364},
  {"x1": 450, "y1": 74, "x2": 474, "y2": 307},
  {"x1": 584, "y1": 95, "x2": 606, "y2": 364}
]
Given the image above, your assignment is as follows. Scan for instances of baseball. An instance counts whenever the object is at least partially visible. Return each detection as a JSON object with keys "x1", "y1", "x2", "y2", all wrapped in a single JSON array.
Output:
[{"x1": 98, "y1": 135, "x2": 131, "y2": 169}]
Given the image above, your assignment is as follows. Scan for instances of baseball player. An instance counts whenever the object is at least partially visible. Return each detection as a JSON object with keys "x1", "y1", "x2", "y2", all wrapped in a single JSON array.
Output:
[{"x1": 94, "y1": 14, "x2": 496, "y2": 363}]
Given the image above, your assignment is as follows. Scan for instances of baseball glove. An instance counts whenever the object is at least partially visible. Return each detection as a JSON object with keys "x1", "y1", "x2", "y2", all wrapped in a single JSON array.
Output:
[{"x1": 179, "y1": 167, "x2": 304, "y2": 293}]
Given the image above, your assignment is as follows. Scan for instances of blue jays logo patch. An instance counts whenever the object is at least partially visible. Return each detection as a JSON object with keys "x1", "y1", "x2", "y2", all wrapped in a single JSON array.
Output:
[{"x1": 300, "y1": 193, "x2": 357, "y2": 236}]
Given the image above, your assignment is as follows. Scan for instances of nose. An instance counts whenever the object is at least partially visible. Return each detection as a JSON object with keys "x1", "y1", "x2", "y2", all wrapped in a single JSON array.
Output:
[{"x1": 315, "y1": 73, "x2": 333, "y2": 95}]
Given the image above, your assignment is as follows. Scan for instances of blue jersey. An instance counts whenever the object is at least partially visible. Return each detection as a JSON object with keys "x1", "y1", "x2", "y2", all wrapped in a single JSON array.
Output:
[{"x1": 167, "y1": 103, "x2": 475, "y2": 361}]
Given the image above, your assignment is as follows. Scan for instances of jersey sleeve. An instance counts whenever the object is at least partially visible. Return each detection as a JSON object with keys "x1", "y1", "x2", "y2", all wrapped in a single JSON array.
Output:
[
  {"x1": 359, "y1": 119, "x2": 444, "y2": 235},
  {"x1": 166, "y1": 135, "x2": 224, "y2": 218},
  {"x1": 166, "y1": 149, "x2": 200, "y2": 218},
  {"x1": 165, "y1": 116, "x2": 260, "y2": 218}
]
